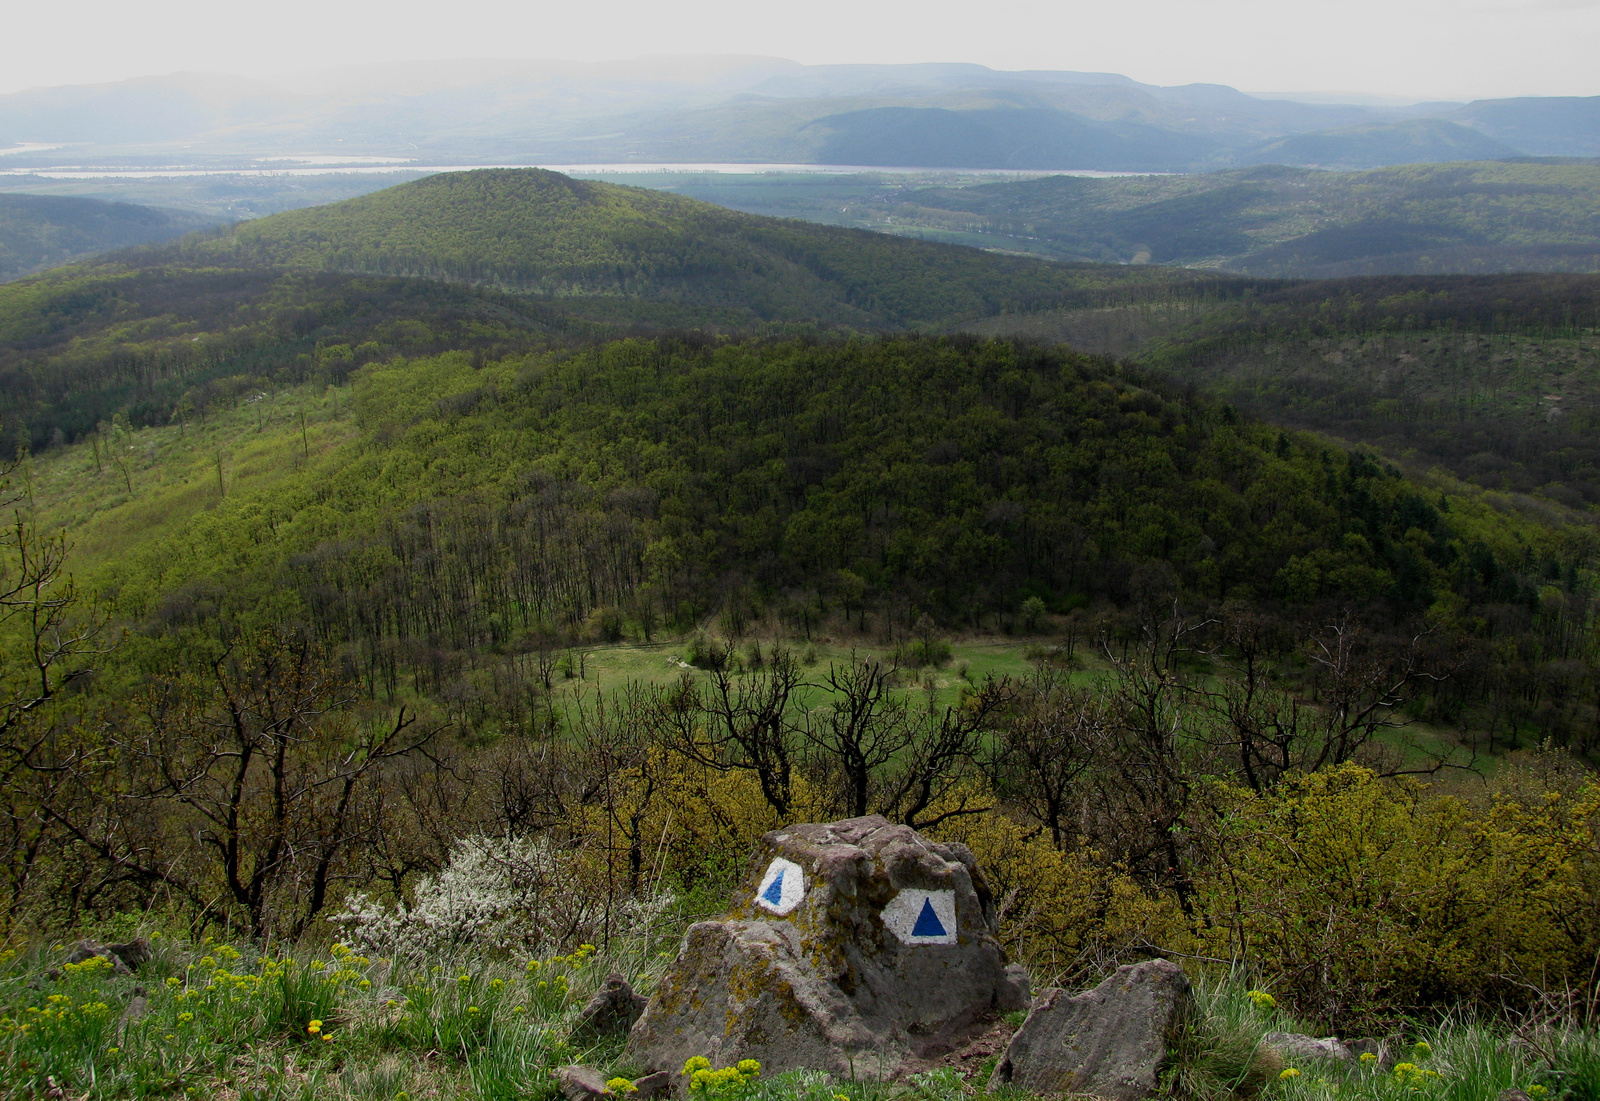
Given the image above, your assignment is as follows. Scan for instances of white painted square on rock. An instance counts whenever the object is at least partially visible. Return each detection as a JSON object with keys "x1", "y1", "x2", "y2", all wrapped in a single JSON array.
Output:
[
  {"x1": 755, "y1": 856, "x2": 806, "y2": 915},
  {"x1": 881, "y1": 888, "x2": 957, "y2": 945}
]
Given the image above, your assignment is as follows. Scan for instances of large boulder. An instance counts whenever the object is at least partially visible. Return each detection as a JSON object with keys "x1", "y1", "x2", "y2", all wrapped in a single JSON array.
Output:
[
  {"x1": 625, "y1": 815, "x2": 1029, "y2": 1081},
  {"x1": 988, "y1": 958, "x2": 1192, "y2": 1101}
]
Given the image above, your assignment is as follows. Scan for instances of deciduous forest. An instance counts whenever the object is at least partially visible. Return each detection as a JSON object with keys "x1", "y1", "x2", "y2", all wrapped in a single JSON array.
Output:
[{"x1": 2, "y1": 167, "x2": 1600, "y2": 1100}]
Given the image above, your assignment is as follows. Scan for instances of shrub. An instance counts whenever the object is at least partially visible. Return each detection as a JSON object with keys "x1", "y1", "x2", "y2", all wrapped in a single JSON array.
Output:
[
  {"x1": 1196, "y1": 764, "x2": 1600, "y2": 1027},
  {"x1": 336, "y1": 834, "x2": 675, "y2": 959}
]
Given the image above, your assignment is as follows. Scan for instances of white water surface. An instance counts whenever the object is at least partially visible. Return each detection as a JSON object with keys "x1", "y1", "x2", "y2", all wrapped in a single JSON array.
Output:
[{"x1": 0, "y1": 161, "x2": 1161, "y2": 179}]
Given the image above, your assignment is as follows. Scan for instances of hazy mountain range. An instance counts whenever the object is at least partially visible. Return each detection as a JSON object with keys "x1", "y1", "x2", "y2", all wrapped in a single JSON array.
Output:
[{"x1": 1, "y1": 56, "x2": 1597, "y2": 172}]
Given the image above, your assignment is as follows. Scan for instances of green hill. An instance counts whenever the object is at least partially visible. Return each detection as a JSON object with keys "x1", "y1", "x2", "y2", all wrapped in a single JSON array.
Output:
[
  {"x1": 0, "y1": 192, "x2": 218, "y2": 281},
  {"x1": 177, "y1": 168, "x2": 1196, "y2": 326},
  {"x1": 0, "y1": 168, "x2": 1238, "y2": 456},
  {"x1": 50, "y1": 334, "x2": 1536, "y2": 650},
  {"x1": 783, "y1": 160, "x2": 1600, "y2": 276},
  {"x1": 1239, "y1": 119, "x2": 1517, "y2": 170}
]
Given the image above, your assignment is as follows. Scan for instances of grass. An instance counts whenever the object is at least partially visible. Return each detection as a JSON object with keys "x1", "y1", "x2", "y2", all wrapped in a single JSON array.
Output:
[
  {"x1": 5, "y1": 929, "x2": 1600, "y2": 1101},
  {"x1": 0, "y1": 935, "x2": 623, "y2": 1100}
]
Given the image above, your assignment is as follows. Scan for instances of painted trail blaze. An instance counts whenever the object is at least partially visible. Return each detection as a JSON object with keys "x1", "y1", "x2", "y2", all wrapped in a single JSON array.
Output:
[
  {"x1": 755, "y1": 857, "x2": 805, "y2": 915},
  {"x1": 882, "y1": 889, "x2": 958, "y2": 945}
]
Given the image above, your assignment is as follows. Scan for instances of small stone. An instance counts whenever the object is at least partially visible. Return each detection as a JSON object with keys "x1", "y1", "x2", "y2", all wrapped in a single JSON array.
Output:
[
  {"x1": 1345, "y1": 1036, "x2": 1394, "y2": 1069},
  {"x1": 631, "y1": 1071, "x2": 672, "y2": 1098},
  {"x1": 64, "y1": 940, "x2": 134, "y2": 976},
  {"x1": 106, "y1": 938, "x2": 152, "y2": 969},
  {"x1": 1262, "y1": 1032, "x2": 1355, "y2": 1064},
  {"x1": 988, "y1": 958, "x2": 1193, "y2": 1101},
  {"x1": 553, "y1": 1064, "x2": 612, "y2": 1101},
  {"x1": 572, "y1": 972, "x2": 648, "y2": 1042},
  {"x1": 1499, "y1": 1090, "x2": 1534, "y2": 1101},
  {"x1": 122, "y1": 988, "x2": 149, "y2": 1022}
]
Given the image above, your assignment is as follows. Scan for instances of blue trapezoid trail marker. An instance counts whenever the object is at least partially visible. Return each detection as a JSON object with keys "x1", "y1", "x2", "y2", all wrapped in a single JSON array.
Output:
[
  {"x1": 911, "y1": 897, "x2": 947, "y2": 938},
  {"x1": 755, "y1": 857, "x2": 805, "y2": 915},
  {"x1": 882, "y1": 888, "x2": 958, "y2": 945}
]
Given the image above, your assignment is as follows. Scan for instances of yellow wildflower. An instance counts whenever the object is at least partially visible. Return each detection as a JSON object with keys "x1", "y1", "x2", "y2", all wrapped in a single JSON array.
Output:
[
  {"x1": 1279, "y1": 1068, "x2": 1300, "y2": 1080},
  {"x1": 307, "y1": 1019, "x2": 323, "y2": 1035}
]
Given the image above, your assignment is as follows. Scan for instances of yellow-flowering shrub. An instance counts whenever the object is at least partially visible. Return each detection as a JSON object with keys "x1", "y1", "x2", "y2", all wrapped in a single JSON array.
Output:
[
  {"x1": 933, "y1": 802, "x2": 1189, "y2": 984},
  {"x1": 1196, "y1": 763, "x2": 1600, "y2": 1025}
]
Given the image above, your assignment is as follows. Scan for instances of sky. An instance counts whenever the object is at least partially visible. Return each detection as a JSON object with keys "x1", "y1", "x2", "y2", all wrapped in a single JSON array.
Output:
[{"x1": 3, "y1": 0, "x2": 1598, "y2": 100}]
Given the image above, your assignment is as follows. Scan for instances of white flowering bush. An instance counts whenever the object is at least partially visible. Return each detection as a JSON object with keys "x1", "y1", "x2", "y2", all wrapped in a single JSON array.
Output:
[{"x1": 335, "y1": 833, "x2": 675, "y2": 959}]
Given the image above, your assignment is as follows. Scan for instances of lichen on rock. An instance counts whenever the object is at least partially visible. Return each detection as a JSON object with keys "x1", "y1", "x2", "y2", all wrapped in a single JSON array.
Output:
[{"x1": 624, "y1": 814, "x2": 1029, "y2": 1083}]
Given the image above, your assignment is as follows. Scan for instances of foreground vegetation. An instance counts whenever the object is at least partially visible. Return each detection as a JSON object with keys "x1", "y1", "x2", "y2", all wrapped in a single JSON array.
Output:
[{"x1": 5, "y1": 930, "x2": 1600, "y2": 1100}]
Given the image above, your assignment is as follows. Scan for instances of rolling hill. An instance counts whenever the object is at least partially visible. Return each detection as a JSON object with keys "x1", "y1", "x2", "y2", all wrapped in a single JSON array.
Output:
[
  {"x1": 0, "y1": 193, "x2": 219, "y2": 281},
  {"x1": 0, "y1": 167, "x2": 1238, "y2": 457},
  {"x1": 778, "y1": 160, "x2": 1600, "y2": 276},
  {"x1": 171, "y1": 168, "x2": 1206, "y2": 324}
]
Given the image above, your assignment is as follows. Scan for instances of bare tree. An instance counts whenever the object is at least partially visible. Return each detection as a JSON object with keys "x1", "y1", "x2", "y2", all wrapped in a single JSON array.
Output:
[
  {"x1": 659, "y1": 645, "x2": 804, "y2": 818},
  {"x1": 995, "y1": 668, "x2": 1109, "y2": 847},
  {"x1": 115, "y1": 630, "x2": 442, "y2": 938}
]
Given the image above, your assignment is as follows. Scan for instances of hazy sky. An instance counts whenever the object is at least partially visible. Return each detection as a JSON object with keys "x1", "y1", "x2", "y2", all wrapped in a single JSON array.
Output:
[{"x1": 5, "y1": 0, "x2": 1598, "y2": 100}]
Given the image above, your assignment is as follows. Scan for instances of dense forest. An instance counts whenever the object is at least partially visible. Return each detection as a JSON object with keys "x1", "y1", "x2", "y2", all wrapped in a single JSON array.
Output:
[
  {"x1": 0, "y1": 168, "x2": 1246, "y2": 457},
  {"x1": 0, "y1": 193, "x2": 218, "y2": 282}
]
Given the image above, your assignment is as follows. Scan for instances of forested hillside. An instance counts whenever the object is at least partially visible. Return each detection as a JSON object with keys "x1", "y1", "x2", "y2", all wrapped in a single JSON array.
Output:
[
  {"x1": 0, "y1": 168, "x2": 1240, "y2": 457},
  {"x1": 175, "y1": 168, "x2": 1200, "y2": 316},
  {"x1": 967, "y1": 273, "x2": 1600, "y2": 508},
  {"x1": 5, "y1": 161, "x2": 1600, "y2": 1101},
  {"x1": 779, "y1": 160, "x2": 1600, "y2": 275},
  {"x1": 0, "y1": 193, "x2": 218, "y2": 281}
]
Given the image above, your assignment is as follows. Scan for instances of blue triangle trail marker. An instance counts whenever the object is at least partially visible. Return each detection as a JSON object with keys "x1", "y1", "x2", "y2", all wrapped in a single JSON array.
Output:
[
  {"x1": 755, "y1": 857, "x2": 805, "y2": 915},
  {"x1": 911, "y1": 897, "x2": 947, "y2": 938}
]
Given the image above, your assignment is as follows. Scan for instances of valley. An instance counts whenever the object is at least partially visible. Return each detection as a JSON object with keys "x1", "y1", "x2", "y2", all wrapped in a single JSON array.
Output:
[{"x1": 2, "y1": 149, "x2": 1600, "y2": 1100}]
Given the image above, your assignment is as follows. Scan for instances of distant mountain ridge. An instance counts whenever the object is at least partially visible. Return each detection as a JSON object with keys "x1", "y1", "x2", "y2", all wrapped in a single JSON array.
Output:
[
  {"x1": 0, "y1": 57, "x2": 1596, "y2": 172},
  {"x1": 742, "y1": 160, "x2": 1600, "y2": 276}
]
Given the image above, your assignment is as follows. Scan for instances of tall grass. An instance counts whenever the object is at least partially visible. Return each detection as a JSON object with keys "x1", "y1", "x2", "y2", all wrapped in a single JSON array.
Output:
[{"x1": 0, "y1": 935, "x2": 614, "y2": 1099}]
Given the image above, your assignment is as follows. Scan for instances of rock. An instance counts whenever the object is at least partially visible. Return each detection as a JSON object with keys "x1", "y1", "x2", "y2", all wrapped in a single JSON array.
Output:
[
  {"x1": 1346, "y1": 1036, "x2": 1395, "y2": 1069},
  {"x1": 624, "y1": 814, "x2": 1030, "y2": 1082},
  {"x1": 1262, "y1": 1031, "x2": 1355, "y2": 1064},
  {"x1": 63, "y1": 938, "x2": 148, "y2": 976},
  {"x1": 122, "y1": 986, "x2": 149, "y2": 1022},
  {"x1": 631, "y1": 1071, "x2": 672, "y2": 1099},
  {"x1": 572, "y1": 972, "x2": 649, "y2": 1042},
  {"x1": 987, "y1": 958, "x2": 1193, "y2": 1101},
  {"x1": 107, "y1": 938, "x2": 152, "y2": 969},
  {"x1": 553, "y1": 1064, "x2": 613, "y2": 1101},
  {"x1": 1499, "y1": 1090, "x2": 1534, "y2": 1101}
]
